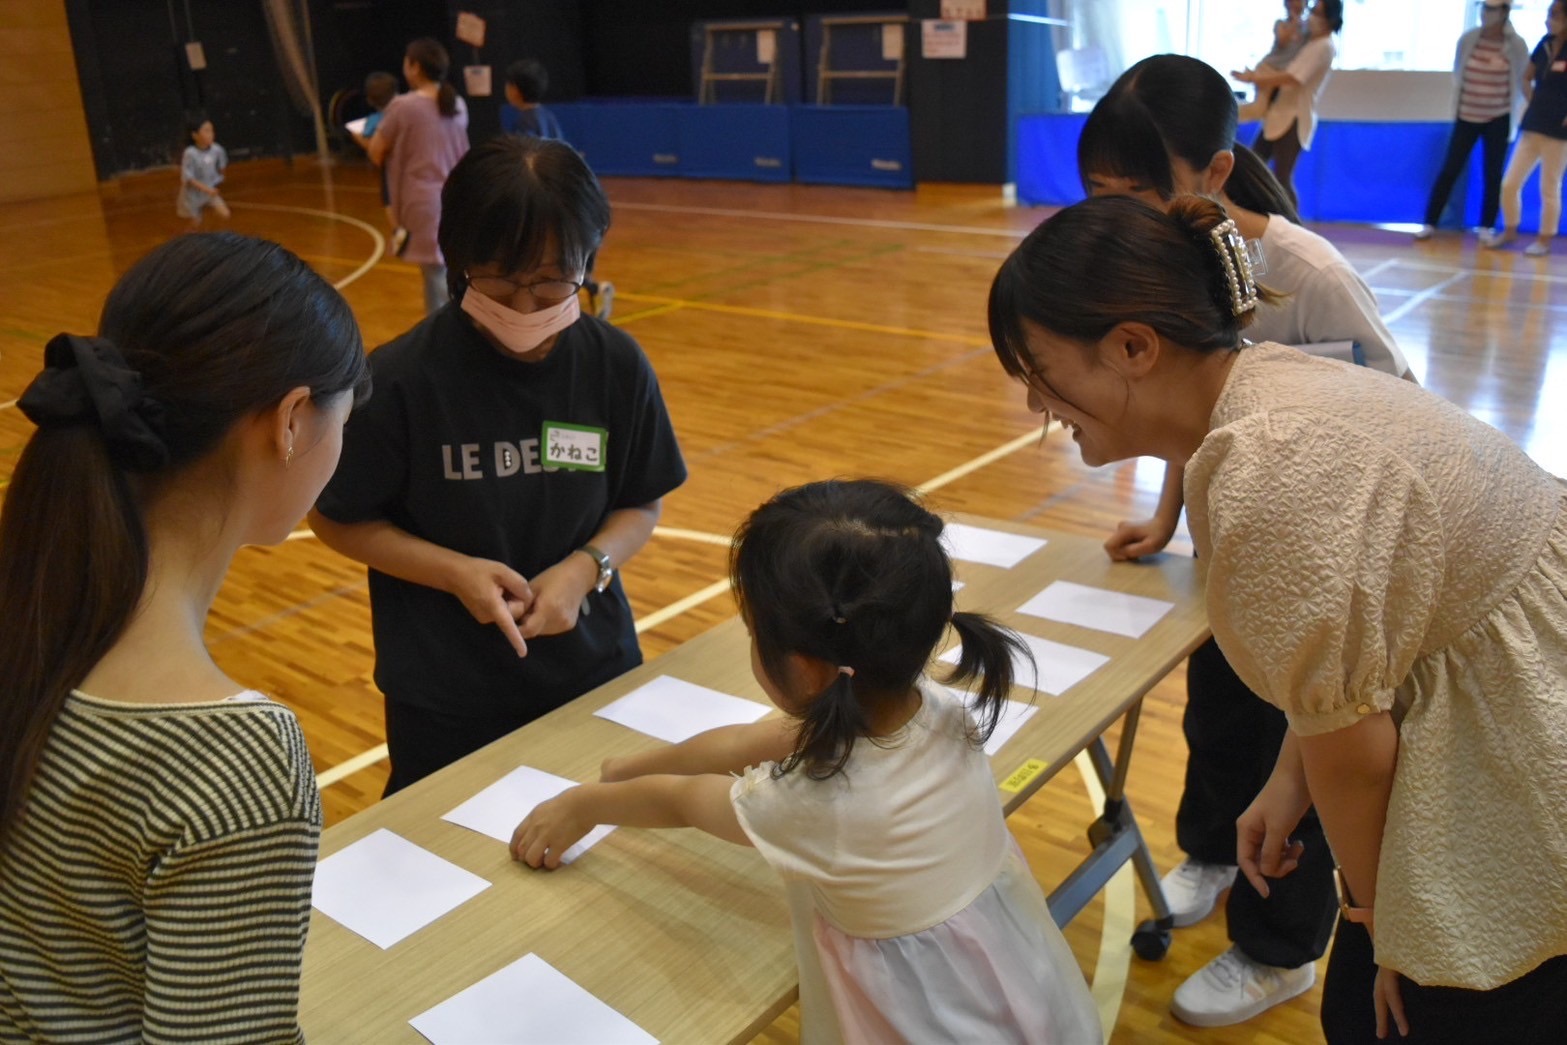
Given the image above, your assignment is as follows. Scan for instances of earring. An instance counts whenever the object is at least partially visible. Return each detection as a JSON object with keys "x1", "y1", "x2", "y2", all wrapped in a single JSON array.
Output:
[{"x1": 286, "y1": 443, "x2": 295, "y2": 467}]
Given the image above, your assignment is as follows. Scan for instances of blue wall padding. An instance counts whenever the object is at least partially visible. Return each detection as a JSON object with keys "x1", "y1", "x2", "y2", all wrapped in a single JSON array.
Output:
[{"x1": 792, "y1": 106, "x2": 912, "y2": 188}]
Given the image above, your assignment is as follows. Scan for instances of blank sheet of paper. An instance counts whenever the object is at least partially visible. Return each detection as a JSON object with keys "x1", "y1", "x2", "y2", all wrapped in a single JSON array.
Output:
[
  {"x1": 443, "y1": 766, "x2": 614, "y2": 864},
  {"x1": 410, "y1": 952, "x2": 657, "y2": 1044},
  {"x1": 941, "y1": 632, "x2": 1109, "y2": 697},
  {"x1": 1017, "y1": 580, "x2": 1174, "y2": 639},
  {"x1": 594, "y1": 675, "x2": 768, "y2": 743},
  {"x1": 942, "y1": 522, "x2": 1047, "y2": 569},
  {"x1": 943, "y1": 686, "x2": 1040, "y2": 755},
  {"x1": 312, "y1": 829, "x2": 490, "y2": 949}
]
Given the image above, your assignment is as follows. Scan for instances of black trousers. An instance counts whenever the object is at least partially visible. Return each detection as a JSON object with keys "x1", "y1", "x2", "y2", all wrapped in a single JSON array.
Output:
[
  {"x1": 1176, "y1": 638, "x2": 1339, "y2": 969},
  {"x1": 1254, "y1": 122, "x2": 1305, "y2": 213},
  {"x1": 383, "y1": 699, "x2": 540, "y2": 796},
  {"x1": 1423, "y1": 114, "x2": 1511, "y2": 229},
  {"x1": 1321, "y1": 917, "x2": 1567, "y2": 1044}
]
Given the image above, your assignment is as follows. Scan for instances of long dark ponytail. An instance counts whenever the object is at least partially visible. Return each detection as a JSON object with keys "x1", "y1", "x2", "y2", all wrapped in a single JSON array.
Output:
[
  {"x1": 407, "y1": 37, "x2": 458, "y2": 117},
  {"x1": 0, "y1": 232, "x2": 369, "y2": 848},
  {"x1": 1078, "y1": 54, "x2": 1301, "y2": 224},
  {"x1": 731, "y1": 479, "x2": 1031, "y2": 780}
]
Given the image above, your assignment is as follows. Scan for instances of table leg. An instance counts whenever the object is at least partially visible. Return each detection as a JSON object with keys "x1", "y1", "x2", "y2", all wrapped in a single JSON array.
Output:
[{"x1": 1044, "y1": 700, "x2": 1175, "y2": 959}]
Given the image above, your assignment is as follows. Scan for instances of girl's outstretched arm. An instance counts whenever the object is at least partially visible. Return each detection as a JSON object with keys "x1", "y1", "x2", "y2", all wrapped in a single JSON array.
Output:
[
  {"x1": 600, "y1": 717, "x2": 797, "y2": 782},
  {"x1": 511, "y1": 775, "x2": 748, "y2": 869}
]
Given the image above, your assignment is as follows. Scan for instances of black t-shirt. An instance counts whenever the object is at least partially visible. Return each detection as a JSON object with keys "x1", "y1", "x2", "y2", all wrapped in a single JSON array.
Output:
[
  {"x1": 1522, "y1": 35, "x2": 1567, "y2": 139},
  {"x1": 315, "y1": 305, "x2": 687, "y2": 716}
]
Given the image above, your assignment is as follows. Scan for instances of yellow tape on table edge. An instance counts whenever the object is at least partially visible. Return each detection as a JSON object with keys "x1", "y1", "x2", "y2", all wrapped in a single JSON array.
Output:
[{"x1": 999, "y1": 758, "x2": 1048, "y2": 794}]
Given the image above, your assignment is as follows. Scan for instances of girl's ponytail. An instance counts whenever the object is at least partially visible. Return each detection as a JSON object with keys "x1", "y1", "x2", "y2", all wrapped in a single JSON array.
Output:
[
  {"x1": 779, "y1": 669, "x2": 869, "y2": 781},
  {"x1": 437, "y1": 81, "x2": 458, "y2": 118},
  {"x1": 943, "y1": 611, "x2": 1031, "y2": 743}
]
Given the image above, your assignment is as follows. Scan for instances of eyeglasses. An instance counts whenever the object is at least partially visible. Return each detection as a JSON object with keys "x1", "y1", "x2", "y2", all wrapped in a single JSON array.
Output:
[{"x1": 466, "y1": 272, "x2": 585, "y2": 306}]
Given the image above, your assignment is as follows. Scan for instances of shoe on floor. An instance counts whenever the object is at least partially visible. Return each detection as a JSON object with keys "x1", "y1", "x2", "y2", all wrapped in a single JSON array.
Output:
[
  {"x1": 1525, "y1": 239, "x2": 1551, "y2": 257},
  {"x1": 1413, "y1": 224, "x2": 1435, "y2": 241},
  {"x1": 1171, "y1": 946, "x2": 1316, "y2": 1028},
  {"x1": 390, "y1": 226, "x2": 410, "y2": 257},
  {"x1": 1159, "y1": 858, "x2": 1238, "y2": 928},
  {"x1": 1481, "y1": 229, "x2": 1514, "y2": 249}
]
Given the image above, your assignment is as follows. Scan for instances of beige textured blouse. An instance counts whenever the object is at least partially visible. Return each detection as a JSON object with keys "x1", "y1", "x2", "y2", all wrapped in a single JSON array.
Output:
[{"x1": 1185, "y1": 343, "x2": 1567, "y2": 990}]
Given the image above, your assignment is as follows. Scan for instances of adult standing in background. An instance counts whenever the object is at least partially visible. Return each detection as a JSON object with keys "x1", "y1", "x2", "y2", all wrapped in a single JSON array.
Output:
[
  {"x1": 1418, "y1": 0, "x2": 1529, "y2": 242},
  {"x1": 1489, "y1": 0, "x2": 1567, "y2": 256},
  {"x1": 366, "y1": 38, "x2": 469, "y2": 312},
  {"x1": 1234, "y1": 0, "x2": 1343, "y2": 212}
]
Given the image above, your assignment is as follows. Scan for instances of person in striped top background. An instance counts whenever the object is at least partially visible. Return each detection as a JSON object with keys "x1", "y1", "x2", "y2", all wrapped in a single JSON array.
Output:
[
  {"x1": 0, "y1": 233, "x2": 369, "y2": 1042},
  {"x1": 1417, "y1": 0, "x2": 1530, "y2": 241}
]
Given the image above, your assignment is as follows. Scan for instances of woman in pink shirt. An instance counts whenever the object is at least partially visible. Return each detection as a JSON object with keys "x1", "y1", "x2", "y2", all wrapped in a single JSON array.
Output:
[{"x1": 368, "y1": 38, "x2": 470, "y2": 313}]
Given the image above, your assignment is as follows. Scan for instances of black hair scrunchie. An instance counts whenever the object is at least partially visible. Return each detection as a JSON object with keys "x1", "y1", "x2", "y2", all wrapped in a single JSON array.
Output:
[{"x1": 18, "y1": 333, "x2": 170, "y2": 472}]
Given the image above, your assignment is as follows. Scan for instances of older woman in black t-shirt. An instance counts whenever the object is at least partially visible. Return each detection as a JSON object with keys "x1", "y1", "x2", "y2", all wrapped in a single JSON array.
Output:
[{"x1": 1491, "y1": 0, "x2": 1567, "y2": 255}]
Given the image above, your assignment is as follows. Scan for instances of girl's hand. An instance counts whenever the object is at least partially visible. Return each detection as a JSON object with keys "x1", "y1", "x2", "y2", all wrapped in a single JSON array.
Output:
[
  {"x1": 449, "y1": 556, "x2": 532, "y2": 657},
  {"x1": 517, "y1": 554, "x2": 596, "y2": 640},
  {"x1": 1374, "y1": 965, "x2": 1408, "y2": 1039},
  {"x1": 510, "y1": 790, "x2": 592, "y2": 870},
  {"x1": 1233, "y1": 68, "x2": 1256, "y2": 83},
  {"x1": 1236, "y1": 770, "x2": 1312, "y2": 897}
]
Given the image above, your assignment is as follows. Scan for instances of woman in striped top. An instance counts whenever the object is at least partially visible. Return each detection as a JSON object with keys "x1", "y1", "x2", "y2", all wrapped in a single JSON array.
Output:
[
  {"x1": 0, "y1": 233, "x2": 369, "y2": 1042},
  {"x1": 1491, "y1": 0, "x2": 1567, "y2": 255},
  {"x1": 1417, "y1": 0, "x2": 1529, "y2": 241}
]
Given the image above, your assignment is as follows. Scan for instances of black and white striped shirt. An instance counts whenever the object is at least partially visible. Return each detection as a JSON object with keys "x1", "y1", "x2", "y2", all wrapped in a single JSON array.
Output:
[{"x1": 0, "y1": 692, "x2": 321, "y2": 1043}]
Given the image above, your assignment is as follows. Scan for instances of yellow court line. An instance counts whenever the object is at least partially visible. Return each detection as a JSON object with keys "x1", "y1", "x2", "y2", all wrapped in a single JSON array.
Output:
[
  {"x1": 317, "y1": 744, "x2": 389, "y2": 788},
  {"x1": 614, "y1": 291, "x2": 990, "y2": 346},
  {"x1": 611, "y1": 302, "x2": 688, "y2": 326}
]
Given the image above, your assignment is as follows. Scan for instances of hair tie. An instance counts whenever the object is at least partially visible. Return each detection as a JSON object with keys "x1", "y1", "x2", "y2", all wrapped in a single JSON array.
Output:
[
  {"x1": 18, "y1": 333, "x2": 170, "y2": 472},
  {"x1": 1208, "y1": 218, "x2": 1261, "y2": 317},
  {"x1": 838, "y1": 666, "x2": 855, "y2": 678}
]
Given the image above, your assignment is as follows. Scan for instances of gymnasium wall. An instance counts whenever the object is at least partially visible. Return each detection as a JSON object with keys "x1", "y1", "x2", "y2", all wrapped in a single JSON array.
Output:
[
  {"x1": 579, "y1": 1, "x2": 893, "y2": 98},
  {"x1": 0, "y1": 0, "x2": 98, "y2": 203}
]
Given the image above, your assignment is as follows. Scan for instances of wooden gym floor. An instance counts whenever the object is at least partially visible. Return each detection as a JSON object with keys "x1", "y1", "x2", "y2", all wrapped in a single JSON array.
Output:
[{"x1": 1, "y1": 158, "x2": 1562, "y2": 1044}]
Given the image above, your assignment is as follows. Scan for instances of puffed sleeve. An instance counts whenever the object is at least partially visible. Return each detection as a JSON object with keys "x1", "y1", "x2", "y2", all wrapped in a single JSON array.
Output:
[
  {"x1": 730, "y1": 764, "x2": 836, "y2": 884},
  {"x1": 1185, "y1": 411, "x2": 1445, "y2": 735}
]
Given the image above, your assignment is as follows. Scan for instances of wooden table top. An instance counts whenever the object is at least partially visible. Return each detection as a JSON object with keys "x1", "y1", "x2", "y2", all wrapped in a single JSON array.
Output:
[{"x1": 298, "y1": 519, "x2": 1207, "y2": 1043}]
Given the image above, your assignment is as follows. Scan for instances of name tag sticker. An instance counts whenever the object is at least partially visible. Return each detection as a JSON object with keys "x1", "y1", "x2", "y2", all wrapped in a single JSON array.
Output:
[
  {"x1": 542, "y1": 422, "x2": 607, "y2": 472},
  {"x1": 999, "y1": 758, "x2": 1048, "y2": 795}
]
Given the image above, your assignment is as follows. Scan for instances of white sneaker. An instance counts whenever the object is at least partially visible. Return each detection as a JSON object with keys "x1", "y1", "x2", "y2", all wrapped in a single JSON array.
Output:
[
  {"x1": 1481, "y1": 229, "x2": 1514, "y2": 249},
  {"x1": 1172, "y1": 946, "x2": 1316, "y2": 1027},
  {"x1": 1159, "y1": 858, "x2": 1237, "y2": 928},
  {"x1": 1413, "y1": 224, "x2": 1435, "y2": 241}
]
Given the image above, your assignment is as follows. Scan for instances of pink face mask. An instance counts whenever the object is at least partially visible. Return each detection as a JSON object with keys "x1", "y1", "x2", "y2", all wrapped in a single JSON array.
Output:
[{"x1": 461, "y1": 285, "x2": 581, "y2": 356}]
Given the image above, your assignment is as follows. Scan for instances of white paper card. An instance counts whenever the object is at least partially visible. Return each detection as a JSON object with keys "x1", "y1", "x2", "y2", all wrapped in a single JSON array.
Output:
[
  {"x1": 595, "y1": 675, "x2": 769, "y2": 743},
  {"x1": 443, "y1": 766, "x2": 614, "y2": 864},
  {"x1": 951, "y1": 580, "x2": 965, "y2": 592},
  {"x1": 312, "y1": 829, "x2": 490, "y2": 949},
  {"x1": 922, "y1": 19, "x2": 968, "y2": 59},
  {"x1": 942, "y1": 522, "x2": 1046, "y2": 568},
  {"x1": 944, "y1": 686, "x2": 1040, "y2": 755},
  {"x1": 455, "y1": 11, "x2": 487, "y2": 47},
  {"x1": 1017, "y1": 580, "x2": 1175, "y2": 639},
  {"x1": 411, "y1": 952, "x2": 657, "y2": 1045},
  {"x1": 463, "y1": 65, "x2": 492, "y2": 97},
  {"x1": 345, "y1": 116, "x2": 369, "y2": 136},
  {"x1": 882, "y1": 23, "x2": 905, "y2": 61},
  {"x1": 757, "y1": 28, "x2": 777, "y2": 65},
  {"x1": 941, "y1": 0, "x2": 986, "y2": 19},
  {"x1": 941, "y1": 632, "x2": 1108, "y2": 697}
]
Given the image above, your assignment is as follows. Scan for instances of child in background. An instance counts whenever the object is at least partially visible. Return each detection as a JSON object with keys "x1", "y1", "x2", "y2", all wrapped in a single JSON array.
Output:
[
  {"x1": 501, "y1": 58, "x2": 612, "y2": 317},
  {"x1": 354, "y1": 72, "x2": 408, "y2": 256},
  {"x1": 176, "y1": 114, "x2": 229, "y2": 230},
  {"x1": 501, "y1": 59, "x2": 563, "y2": 140},
  {"x1": 512, "y1": 479, "x2": 1103, "y2": 1044},
  {"x1": 1239, "y1": 0, "x2": 1309, "y2": 121}
]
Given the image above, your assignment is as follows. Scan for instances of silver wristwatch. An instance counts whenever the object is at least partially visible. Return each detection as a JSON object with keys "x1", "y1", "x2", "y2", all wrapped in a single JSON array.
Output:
[{"x1": 579, "y1": 543, "x2": 613, "y2": 593}]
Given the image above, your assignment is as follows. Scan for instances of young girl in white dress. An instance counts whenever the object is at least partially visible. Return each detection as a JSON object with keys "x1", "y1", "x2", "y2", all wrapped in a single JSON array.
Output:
[{"x1": 512, "y1": 479, "x2": 1103, "y2": 1044}]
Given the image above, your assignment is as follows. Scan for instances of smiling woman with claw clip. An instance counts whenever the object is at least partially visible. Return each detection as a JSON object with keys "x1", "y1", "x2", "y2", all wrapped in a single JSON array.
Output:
[{"x1": 988, "y1": 192, "x2": 1567, "y2": 1044}]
